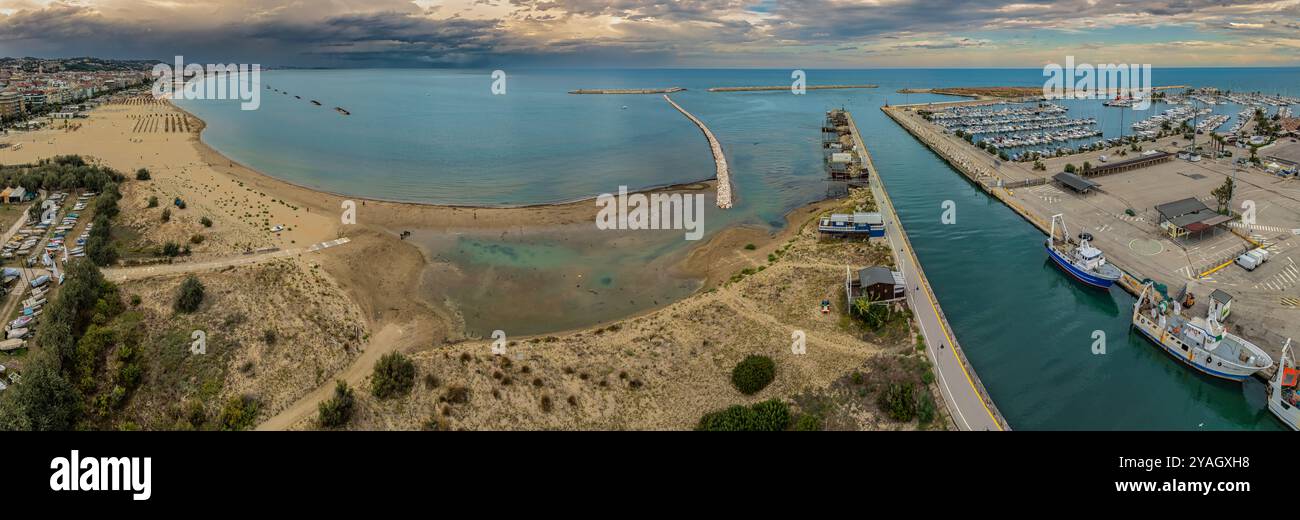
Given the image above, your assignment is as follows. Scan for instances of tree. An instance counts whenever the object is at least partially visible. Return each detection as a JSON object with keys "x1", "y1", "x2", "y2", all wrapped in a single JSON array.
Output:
[
  {"x1": 1064, "y1": 163, "x2": 1077, "y2": 174},
  {"x1": 730, "y1": 355, "x2": 775, "y2": 395},
  {"x1": 86, "y1": 214, "x2": 116, "y2": 266},
  {"x1": 134, "y1": 168, "x2": 150, "y2": 181},
  {"x1": 0, "y1": 350, "x2": 81, "y2": 430},
  {"x1": 370, "y1": 352, "x2": 416, "y2": 399},
  {"x1": 317, "y1": 380, "x2": 355, "y2": 428},
  {"x1": 174, "y1": 275, "x2": 205, "y2": 313},
  {"x1": 1212, "y1": 177, "x2": 1235, "y2": 214}
]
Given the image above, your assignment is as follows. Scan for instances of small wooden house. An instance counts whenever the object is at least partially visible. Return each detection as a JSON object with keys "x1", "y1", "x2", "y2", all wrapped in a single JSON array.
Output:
[{"x1": 846, "y1": 266, "x2": 905, "y2": 306}]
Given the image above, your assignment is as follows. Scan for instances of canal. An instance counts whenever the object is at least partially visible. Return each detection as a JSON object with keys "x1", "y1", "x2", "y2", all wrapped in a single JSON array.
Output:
[{"x1": 852, "y1": 101, "x2": 1283, "y2": 430}]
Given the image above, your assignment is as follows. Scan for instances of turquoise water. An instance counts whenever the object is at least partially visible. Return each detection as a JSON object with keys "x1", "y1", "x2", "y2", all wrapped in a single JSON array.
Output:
[{"x1": 180, "y1": 68, "x2": 1300, "y2": 429}]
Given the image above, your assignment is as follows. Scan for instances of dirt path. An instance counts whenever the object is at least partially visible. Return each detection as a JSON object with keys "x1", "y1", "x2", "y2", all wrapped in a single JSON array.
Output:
[
  {"x1": 102, "y1": 238, "x2": 350, "y2": 282},
  {"x1": 256, "y1": 323, "x2": 407, "y2": 430}
]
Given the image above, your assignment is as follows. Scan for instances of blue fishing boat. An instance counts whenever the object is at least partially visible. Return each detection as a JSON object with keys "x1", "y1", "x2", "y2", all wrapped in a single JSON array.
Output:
[{"x1": 1046, "y1": 214, "x2": 1122, "y2": 289}]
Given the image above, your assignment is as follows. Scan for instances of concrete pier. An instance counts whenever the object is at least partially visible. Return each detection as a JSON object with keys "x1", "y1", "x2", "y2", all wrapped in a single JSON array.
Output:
[
  {"x1": 665, "y1": 94, "x2": 732, "y2": 209},
  {"x1": 845, "y1": 110, "x2": 1008, "y2": 431},
  {"x1": 707, "y1": 84, "x2": 877, "y2": 92},
  {"x1": 569, "y1": 87, "x2": 685, "y2": 94}
]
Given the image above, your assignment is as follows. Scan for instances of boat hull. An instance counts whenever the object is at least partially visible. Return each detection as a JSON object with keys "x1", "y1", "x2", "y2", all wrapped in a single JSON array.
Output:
[
  {"x1": 1131, "y1": 316, "x2": 1257, "y2": 381},
  {"x1": 1268, "y1": 399, "x2": 1300, "y2": 431},
  {"x1": 1046, "y1": 243, "x2": 1117, "y2": 289}
]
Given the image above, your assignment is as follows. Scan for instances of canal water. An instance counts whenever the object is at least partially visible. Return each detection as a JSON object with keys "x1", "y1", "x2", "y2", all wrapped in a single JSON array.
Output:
[
  {"x1": 855, "y1": 103, "x2": 1284, "y2": 430},
  {"x1": 181, "y1": 68, "x2": 1299, "y2": 429}
]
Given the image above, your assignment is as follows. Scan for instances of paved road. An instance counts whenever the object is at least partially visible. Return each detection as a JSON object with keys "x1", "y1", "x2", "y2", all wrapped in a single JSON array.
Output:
[
  {"x1": 868, "y1": 172, "x2": 1004, "y2": 431},
  {"x1": 102, "y1": 237, "x2": 351, "y2": 282},
  {"x1": 847, "y1": 111, "x2": 1005, "y2": 431}
]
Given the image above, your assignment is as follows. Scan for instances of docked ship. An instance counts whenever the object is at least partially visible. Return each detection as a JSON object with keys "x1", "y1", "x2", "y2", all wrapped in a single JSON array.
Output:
[
  {"x1": 1268, "y1": 339, "x2": 1299, "y2": 430},
  {"x1": 1131, "y1": 282, "x2": 1273, "y2": 381},
  {"x1": 1046, "y1": 214, "x2": 1122, "y2": 289}
]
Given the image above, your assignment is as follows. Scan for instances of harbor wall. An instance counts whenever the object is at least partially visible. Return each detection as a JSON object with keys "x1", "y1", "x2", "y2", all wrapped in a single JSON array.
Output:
[{"x1": 664, "y1": 95, "x2": 733, "y2": 209}]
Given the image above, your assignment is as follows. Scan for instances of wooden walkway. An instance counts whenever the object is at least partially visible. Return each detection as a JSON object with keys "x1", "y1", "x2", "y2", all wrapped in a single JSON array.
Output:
[{"x1": 664, "y1": 95, "x2": 733, "y2": 209}]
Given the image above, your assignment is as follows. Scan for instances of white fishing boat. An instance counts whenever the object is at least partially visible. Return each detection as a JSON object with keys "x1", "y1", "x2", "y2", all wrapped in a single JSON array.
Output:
[
  {"x1": 1046, "y1": 214, "x2": 1122, "y2": 289},
  {"x1": 1131, "y1": 283, "x2": 1273, "y2": 381},
  {"x1": 1268, "y1": 339, "x2": 1299, "y2": 430}
]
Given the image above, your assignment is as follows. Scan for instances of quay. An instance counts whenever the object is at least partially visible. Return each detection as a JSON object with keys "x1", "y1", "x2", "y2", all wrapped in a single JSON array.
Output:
[
  {"x1": 664, "y1": 94, "x2": 733, "y2": 209},
  {"x1": 845, "y1": 110, "x2": 1008, "y2": 431},
  {"x1": 707, "y1": 84, "x2": 877, "y2": 92},
  {"x1": 569, "y1": 87, "x2": 685, "y2": 94}
]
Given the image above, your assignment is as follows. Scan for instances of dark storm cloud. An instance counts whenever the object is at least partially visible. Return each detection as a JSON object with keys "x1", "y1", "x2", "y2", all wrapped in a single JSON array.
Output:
[{"x1": 0, "y1": 0, "x2": 1295, "y2": 66}]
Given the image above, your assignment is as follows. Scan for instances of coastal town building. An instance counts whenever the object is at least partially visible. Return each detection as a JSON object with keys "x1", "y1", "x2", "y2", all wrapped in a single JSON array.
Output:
[
  {"x1": 1053, "y1": 171, "x2": 1098, "y2": 194},
  {"x1": 846, "y1": 266, "x2": 906, "y2": 304},
  {"x1": 1155, "y1": 197, "x2": 1232, "y2": 240},
  {"x1": 0, "y1": 90, "x2": 20, "y2": 119},
  {"x1": 818, "y1": 212, "x2": 884, "y2": 237}
]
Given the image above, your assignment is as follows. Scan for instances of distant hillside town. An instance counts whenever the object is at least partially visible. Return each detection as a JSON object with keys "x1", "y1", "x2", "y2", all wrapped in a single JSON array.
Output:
[{"x1": 0, "y1": 57, "x2": 156, "y2": 123}]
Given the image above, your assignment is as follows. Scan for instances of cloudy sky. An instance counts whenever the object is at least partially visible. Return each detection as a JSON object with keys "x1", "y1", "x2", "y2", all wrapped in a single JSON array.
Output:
[{"x1": 0, "y1": 0, "x2": 1297, "y2": 67}]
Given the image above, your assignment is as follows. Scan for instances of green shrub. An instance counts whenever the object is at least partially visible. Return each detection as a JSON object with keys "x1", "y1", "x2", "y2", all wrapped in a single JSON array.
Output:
[
  {"x1": 371, "y1": 352, "x2": 416, "y2": 399},
  {"x1": 878, "y1": 382, "x2": 917, "y2": 422},
  {"x1": 697, "y1": 405, "x2": 755, "y2": 431},
  {"x1": 751, "y1": 399, "x2": 790, "y2": 430},
  {"x1": 190, "y1": 234, "x2": 204, "y2": 245},
  {"x1": 917, "y1": 391, "x2": 937, "y2": 425},
  {"x1": 135, "y1": 168, "x2": 150, "y2": 181},
  {"x1": 217, "y1": 395, "x2": 260, "y2": 431},
  {"x1": 160, "y1": 208, "x2": 170, "y2": 222},
  {"x1": 200, "y1": 216, "x2": 213, "y2": 227},
  {"x1": 317, "y1": 380, "x2": 355, "y2": 428},
  {"x1": 147, "y1": 195, "x2": 158, "y2": 208},
  {"x1": 174, "y1": 275, "x2": 204, "y2": 313},
  {"x1": 696, "y1": 399, "x2": 790, "y2": 431},
  {"x1": 731, "y1": 355, "x2": 775, "y2": 395},
  {"x1": 794, "y1": 413, "x2": 823, "y2": 431}
]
